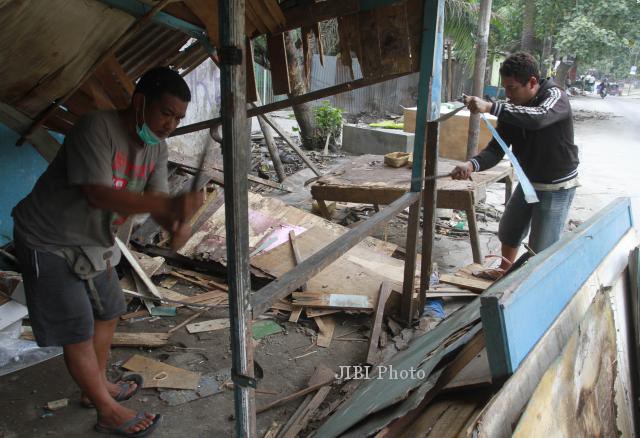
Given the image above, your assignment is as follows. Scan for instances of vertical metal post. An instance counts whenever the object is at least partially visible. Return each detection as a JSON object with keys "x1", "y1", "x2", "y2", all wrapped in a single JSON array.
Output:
[
  {"x1": 401, "y1": 0, "x2": 444, "y2": 323},
  {"x1": 219, "y1": 0, "x2": 256, "y2": 436}
]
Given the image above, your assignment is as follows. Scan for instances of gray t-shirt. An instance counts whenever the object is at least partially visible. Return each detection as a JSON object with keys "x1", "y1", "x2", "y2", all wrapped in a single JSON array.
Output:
[{"x1": 12, "y1": 110, "x2": 168, "y2": 250}]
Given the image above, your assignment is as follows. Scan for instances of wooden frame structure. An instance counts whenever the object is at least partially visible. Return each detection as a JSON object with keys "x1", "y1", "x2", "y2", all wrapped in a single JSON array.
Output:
[{"x1": 5, "y1": 0, "x2": 447, "y2": 434}]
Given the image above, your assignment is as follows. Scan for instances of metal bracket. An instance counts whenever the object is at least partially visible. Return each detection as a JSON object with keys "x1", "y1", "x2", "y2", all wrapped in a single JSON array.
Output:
[
  {"x1": 232, "y1": 371, "x2": 257, "y2": 389},
  {"x1": 219, "y1": 46, "x2": 243, "y2": 65}
]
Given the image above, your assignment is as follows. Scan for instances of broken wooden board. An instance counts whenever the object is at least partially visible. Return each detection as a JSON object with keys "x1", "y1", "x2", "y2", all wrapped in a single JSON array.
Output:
[
  {"x1": 315, "y1": 316, "x2": 336, "y2": 348},
  {"x1": 366, "y1": 283, "x2": 391, "y2": 365},
  {"x1": 252, "y1": 225, "x2": 408, "y2": 311},
  {"x1": 21, "y1": 327, "x2": 169, "y2": 347},
  {"x1": 116, "y1": 237, "x2": 161, "y2": 298},
  {"x1": 180, "y1": 191, "x2": 397, "y2": 264},
  {"x1": 186, "y1": 318, "x2": 230, "y2": 334},
  {"x1": 123, "y1": 354, "x2": 200, "y2": 390},
  {"x1": 293, "y1": 292, "x2": 373, "y2": 311},
  {"x1": 266, "y1": 33, "x2": 290, "y2": 95},
  {"x1": 439, "y1": 273, "x2": 491, "y2": 293},
  {"x1": 513, "y1": 293, "x2": 630, "y2": 437},
  {"x1": 279, "y1": 365, "x2": 334, "y2": 437}
]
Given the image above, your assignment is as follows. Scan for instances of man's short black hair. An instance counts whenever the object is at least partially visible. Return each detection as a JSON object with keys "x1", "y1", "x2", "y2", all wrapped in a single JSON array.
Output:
[
  {"x1": 499, "y1": 52, "x2": 540, "y2": 86},
  {"x1": 134, "y1": 66, "x2": 191, "y2": 102}
]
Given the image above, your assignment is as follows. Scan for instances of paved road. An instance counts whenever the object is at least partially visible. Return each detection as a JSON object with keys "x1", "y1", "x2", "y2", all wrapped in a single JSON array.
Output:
[{"x1": 569, "y1": 92, "x2": 640, "y2": 222}]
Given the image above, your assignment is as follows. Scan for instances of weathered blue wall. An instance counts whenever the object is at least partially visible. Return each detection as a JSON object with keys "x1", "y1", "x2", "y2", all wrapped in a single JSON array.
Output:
[{"x1": 0, "y1": 124, "x2": 49, "y2": 244}]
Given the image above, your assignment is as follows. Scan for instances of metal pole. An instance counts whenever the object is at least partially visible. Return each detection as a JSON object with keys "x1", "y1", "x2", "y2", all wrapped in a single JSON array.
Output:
[
  {"x1": 465, "y1": 0, "x2": 492, "y2": 159},
  {"x1": 219, "y1": 0, "x2": 256, "y2": 435}
]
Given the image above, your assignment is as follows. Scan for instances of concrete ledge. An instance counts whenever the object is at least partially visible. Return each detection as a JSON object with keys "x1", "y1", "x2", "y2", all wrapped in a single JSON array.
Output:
[{"x1": 342, "y1": 124, "x2": 415, "y2": 155}]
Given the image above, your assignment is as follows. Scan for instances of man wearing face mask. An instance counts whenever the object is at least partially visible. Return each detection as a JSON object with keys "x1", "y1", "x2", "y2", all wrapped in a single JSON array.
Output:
[
  {"x1": 11, "y1": 67, "x2": 202, "y2": 436},
  {"x1": 451, "y1": 52, "x2": 579, "y2": 279}
]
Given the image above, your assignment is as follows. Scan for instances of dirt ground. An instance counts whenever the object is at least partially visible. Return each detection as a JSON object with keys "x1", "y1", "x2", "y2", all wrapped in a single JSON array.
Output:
[{"x1": 1, "y1": 93, "x2": 638, "y2": 437}]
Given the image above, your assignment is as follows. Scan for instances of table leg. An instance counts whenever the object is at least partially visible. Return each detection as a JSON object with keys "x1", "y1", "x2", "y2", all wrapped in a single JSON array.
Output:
[
  {"x1": 316, "y1": 199, "x2": 332, "y2": 219},
  {"x1": 466, "y1": 193, "x2": 482, "y2": 264}
]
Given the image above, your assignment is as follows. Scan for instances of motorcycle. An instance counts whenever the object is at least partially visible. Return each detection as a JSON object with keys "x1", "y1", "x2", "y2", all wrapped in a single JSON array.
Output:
[{"x1": 597, "y1": 84, "x2": 608, "y2": 99}]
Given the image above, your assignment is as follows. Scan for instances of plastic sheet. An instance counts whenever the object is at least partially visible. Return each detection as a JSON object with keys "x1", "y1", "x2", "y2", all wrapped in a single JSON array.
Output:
[{"x1": 0, "y1": 321, "x2": 61, "y2": 376}]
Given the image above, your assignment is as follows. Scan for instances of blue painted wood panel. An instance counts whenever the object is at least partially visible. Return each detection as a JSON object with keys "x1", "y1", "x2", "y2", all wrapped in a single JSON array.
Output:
[
  {"x1": 0, "y1": 124, "x2": 49, "y2": 244},
  {"x1": 481, "y1": 198, "x2": 634, "y2": 379}
]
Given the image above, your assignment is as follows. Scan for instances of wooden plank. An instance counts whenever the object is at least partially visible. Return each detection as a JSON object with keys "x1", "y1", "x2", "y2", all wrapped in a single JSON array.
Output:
[
  {"x1": 281, "y1": 385, "x2": 331, "y2": 438},
  {"x1": 21, "y1": 327, "x2": 168, "y2": 347},
  {"x1": 313, "y1": 23, "x2": 325, "y2": 66},
  {"x1": 336, "y1": 16, "x2": 355, "y2": 79},
  {"x1": 440, "y1": 274, "x2": 490, "y2": 293},
  {"x1": 249, "y1": 0, "x2": 278, "y2": 33},
  {"x1": 256, "y1": 367, "x2": 334, "y2": 414},
  {"x1": 17, "y1": 0, "x2": 174, "y2": 144},
  {"x1": 289, "y1": 230, "x2": 307, "y2": 291},
  {"x1": 481, "y1": 198, "x2": 634, "y2": 380},
  {"x1": 186, "y1": 318, "x2": 231, "y2": 334},
  {"x1": 252, "y1": 192, "x2": 419, "y2": 317},
  {"x1": 315, "y1": 316, "x2": 336, "y2": 348},
  {"x1": 244, "y1": 0, "x2": 268, "y2": 35},
  {"x1": 380, "y1": 330, "x2": 486, "y2": 436},
  {"x1": 406, "y1": 0, "x2": 423, "y2": 71},
  {"x1": 116, "y1": 237, "x2": 162, "y2": 298},
  {"x1": 304, "y1": 308, "x2": 340, "y2": 318},
  {"x1": 376, "y1": 2, "x2": 412, "y2": 75},
  {"x1": 245, "y1": 38, "x2": 258, "y2": 102},
  {"x1": 123, "y1": 354, "x2": 200, "y2": 390},
  {"x1": 255, "y1": 112, "x2": 322, "y2": 177},
  {"x1": 184, "y1": 0, "x2": 221, "y2": 47},
  {"x1": 357, "y1": 9, "x2": 381, "y2": 78},
  {"x1": 262, "y1": 0, "x2": 286, "y2": 27},
  {"x1": 92, "y1": 55, "x2": 132, "y2": 109},
  {"x1": 293, "y1": 292, "x2": 373, "y2": 311},
  {"x1": 168, "y1": 310, "x2": 205, "y2": 335},
  {"x1": 513, "y1": 294, "x2": 624, "y2": 437},
  {"x1": 367, "y1": 282, "x2": 391, "y2": 364},
  {"x1": 120, "y1": 309, "x2": 149, "y2": 320},
  {"x1": 301, "y1": 26, "x2": 314, "y2": 82},
  {"x1": 401, "y1": 199, "x2": 421, "y2": 323},
  {"x1": 266, "y1": 33, "x2": 291, "y2": 95}
]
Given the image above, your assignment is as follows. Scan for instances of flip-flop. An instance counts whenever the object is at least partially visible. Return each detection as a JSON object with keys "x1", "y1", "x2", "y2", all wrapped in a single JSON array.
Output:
[
  {"x1": 95, "y1": 412, "x2": 162, "y2": 437},
  {"x1": 82, "y1": 374, "x2": 144, "y2": 408}
]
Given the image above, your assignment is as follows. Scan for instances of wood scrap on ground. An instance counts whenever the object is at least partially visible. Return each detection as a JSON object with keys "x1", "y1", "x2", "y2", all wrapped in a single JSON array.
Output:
[
  {"x1": 439, "y1": 273, "x2": 491, "y2": 293},
  {"x1": 186, "y1": 318, "x2": 230, "y2": 334},
  {"x1": 21, "y1": 326, "x2": 169, "y2": 347},
  {"x1": 366, "y1": 282, "x2": 392, "y2": 365},
  {"x1": 257, "y1": 364, "x2": 334, "y2": 414},
  {"x1": 292, "y1": 292, "x2": 373, "y2": 311},
  {"x1": 123, "y1": 354, "x2": 200, "y2": 390},
  {"x1": 278, "y1": 364, "x2": 334, "y2": 438},
  {"x1": 315, "y1": 316, "x2": 336, "y2": 348}
]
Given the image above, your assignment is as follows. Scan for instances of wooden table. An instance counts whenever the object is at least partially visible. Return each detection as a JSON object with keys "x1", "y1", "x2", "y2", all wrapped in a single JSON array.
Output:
[{"x1": 310, "y1": 155, "x2": 514, "y2": 263}]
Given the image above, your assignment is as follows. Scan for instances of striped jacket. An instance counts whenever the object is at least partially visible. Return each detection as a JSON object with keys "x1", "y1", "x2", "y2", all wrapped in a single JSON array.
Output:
[{"x1": 470, "y1": 79, "x2": 579, "y2": 185}]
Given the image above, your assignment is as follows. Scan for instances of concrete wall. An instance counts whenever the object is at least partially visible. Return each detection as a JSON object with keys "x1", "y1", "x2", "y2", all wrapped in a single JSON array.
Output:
[
  {"x1": 0, "y1": 124, "x2": 48, "y2": 244},
  {"x1": 167, "y1": 58, "x2": 221, "y2": 158}
]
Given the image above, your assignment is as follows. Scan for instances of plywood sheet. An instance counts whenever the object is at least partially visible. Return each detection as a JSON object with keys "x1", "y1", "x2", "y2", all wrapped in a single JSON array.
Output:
[
  {"x1": 180, "y1": 191, "x2": 397, "y2": 263},
  {"x1": 252, "y1": 226, "x2": 410, "y2": 308},
  {"x1": 404, "y1": 107, "x2": 498, "y2": 161},
  {"x1": 513, "y1": 293, "x2": 629, "y2": 437},
  {"x1": 123, "y1": 354, "x2": 200, "y2": 390},
  {"x1": 0, "y1": 0, "x2": 134, "y2": 117}
]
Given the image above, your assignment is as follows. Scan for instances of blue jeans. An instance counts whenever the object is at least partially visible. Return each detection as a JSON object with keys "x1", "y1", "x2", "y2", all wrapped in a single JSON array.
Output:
[{"x1": 498, "y1": 184, "x2": 576, "y2": 253}]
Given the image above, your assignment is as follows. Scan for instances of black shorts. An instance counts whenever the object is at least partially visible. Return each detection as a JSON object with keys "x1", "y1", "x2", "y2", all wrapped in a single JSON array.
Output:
[{"x1": 14, "y1": 235, "x2": 126, "y2": 347}]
